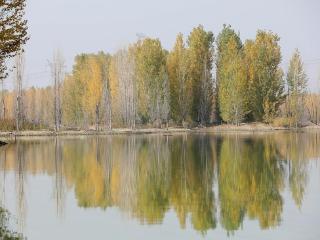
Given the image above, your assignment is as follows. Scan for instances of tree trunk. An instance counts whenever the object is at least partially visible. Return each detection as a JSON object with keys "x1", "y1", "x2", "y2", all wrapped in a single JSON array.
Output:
[{"x1": 95, "y1": 104, "x2": 99, "y2": 131}]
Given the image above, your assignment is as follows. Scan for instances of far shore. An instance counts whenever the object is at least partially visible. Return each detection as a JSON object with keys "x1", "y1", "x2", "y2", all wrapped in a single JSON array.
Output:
[{"x1": 0, "y1": 123, "x2": 320, "y2": 141}]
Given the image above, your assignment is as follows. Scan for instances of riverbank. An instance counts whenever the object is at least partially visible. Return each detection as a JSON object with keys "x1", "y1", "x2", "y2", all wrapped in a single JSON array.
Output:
[
  {"x1": 0, "y1": 128, "x2": 191, "y2": 139},
  {"x1": 0, "y1": 123, "x2": 320, "y2": 139},
  {"x1": 202, "y1": 123, "x2": 320, "y2": 132}
]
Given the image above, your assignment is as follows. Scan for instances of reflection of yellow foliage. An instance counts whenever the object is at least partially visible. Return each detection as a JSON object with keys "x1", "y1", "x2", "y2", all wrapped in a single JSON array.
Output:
[
  {"x1": 76, "y1": 152, "x2": 105, "y2": 207},
  {"x1": 0, "y1": 132, "x2": 318, "y2": 234},
  {"x1": 110, "y1": 161, "x2": 120, "y2": 204}
]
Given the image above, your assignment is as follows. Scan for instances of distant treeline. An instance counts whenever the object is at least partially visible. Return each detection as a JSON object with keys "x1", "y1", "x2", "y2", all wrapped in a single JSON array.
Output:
[{"x1": 0, "y1": 25, "x2": 319, "y2": 130}]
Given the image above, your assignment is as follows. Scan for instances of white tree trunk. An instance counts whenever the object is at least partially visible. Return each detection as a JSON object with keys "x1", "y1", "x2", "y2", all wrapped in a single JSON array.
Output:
[
  {"x1": 50, "y1": 50, "x2": 65, "y2": 132},
  {"x1": 14, "y1": 51, "x2": 25, "y2": 132}
]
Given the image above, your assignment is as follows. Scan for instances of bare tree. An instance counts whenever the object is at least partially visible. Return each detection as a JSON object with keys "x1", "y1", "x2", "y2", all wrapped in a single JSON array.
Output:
[
  {"x1": 305, "y1": 93, "x2": 320, "y2": 125},
  {"x1": 49, "y1": 50, "x2": 65, "y2": 132},
  {"x1": 102, "y1": 79, "x2": 112, "y2": 130},
  {"x1": 14, "y1": 51, "x2": 25, "y2": 131},
  {"x1": 0, "y1": 79, "x2": 5, "y2": 120},
  {"x1": 287, "y1": 49, "x2": 308, "y2": 128},
  {"x1": 115, "y1": 49, "x2": 136, "y2": 129}
]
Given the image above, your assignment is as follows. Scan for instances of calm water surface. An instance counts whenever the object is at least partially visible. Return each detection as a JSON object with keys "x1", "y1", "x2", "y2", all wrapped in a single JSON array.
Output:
[{"x1": 0, "y1": 132, "x2": 320, "y2": 239}]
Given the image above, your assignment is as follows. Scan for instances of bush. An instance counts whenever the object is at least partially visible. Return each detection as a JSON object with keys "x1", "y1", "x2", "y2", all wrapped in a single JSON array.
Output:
[
  {"x1": 272, "y1": 117, "x2": 291, "y2": 127},
  {"x1": 0, "y1": 119, "x2": 15, "y2": 131},
  {"x1": 0, "y1": 119, "x2": 46, "y2": 131},
  {"x1": 0, "y1": 208, "x2": 24, "y2": 240}
]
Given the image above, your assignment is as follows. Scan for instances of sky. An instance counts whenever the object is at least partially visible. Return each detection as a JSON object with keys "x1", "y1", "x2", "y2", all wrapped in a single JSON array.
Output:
[{"x1": 6, "y1": 0, "x2": 320, "y2": 90}]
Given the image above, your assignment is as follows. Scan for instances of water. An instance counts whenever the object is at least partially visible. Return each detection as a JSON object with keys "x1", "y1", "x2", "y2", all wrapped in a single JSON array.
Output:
[{"x1": 0, "y1": 132, "x2": 320, "y2": 239}]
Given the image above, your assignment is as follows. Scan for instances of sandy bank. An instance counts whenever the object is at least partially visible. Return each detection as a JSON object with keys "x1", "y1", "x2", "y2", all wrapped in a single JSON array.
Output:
[
  {"x1": 201, "y1": 123, "x2": 320, "y2": 132},
  {"x1": 0, "y1": 123, "x2": 319, "y2": 139},
  {"x1": 0, "y1": 128, "x2": 191, "y2": 138}
]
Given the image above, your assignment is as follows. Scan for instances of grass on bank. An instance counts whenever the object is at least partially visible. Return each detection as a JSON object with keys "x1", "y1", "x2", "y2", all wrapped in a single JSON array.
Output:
[{"x1": 0, "y1": 117, "x2": 319, "y2": 136}]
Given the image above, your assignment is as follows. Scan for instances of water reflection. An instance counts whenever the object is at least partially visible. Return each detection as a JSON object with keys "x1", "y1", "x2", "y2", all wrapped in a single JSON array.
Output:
[{"x1": 0, "y1": 132, "x2": 319, "y2": 235}]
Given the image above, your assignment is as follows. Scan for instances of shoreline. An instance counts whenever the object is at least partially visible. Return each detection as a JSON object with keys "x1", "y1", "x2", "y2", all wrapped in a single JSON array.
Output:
[{"x1": 0, "y1": 123, "x2": 320, "y2": 139}]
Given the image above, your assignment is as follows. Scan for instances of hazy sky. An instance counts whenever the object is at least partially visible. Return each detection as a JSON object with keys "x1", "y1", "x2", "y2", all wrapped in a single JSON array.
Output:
[{"x1": 9, "y1": 0, "x2": 320, "y2": 90}]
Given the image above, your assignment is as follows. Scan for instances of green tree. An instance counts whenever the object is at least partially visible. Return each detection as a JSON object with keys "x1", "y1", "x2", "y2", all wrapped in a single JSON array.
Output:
[
  {"x1": 134, "y1": 38, "x2": 169, "y2": 125},
  {"x1": 167, "y1": 33, "x2": 191, "y2": 124},
  {"x1": 0, "y1": 0, "x2": 29, "y2": 79},
  {"x1": 216, "y1": 25, "x2": 248, "y2": 124},
  {"x1": 244, "y1": 31, "x2": 285, "y2": 123},
  {"x1": 187, "y1": 25, "x2": 214, "y2": 125},
  {"x1": 62, "y1": 53, "x2": 111, "y2": 129},
  {"x1": 62, "y1": 54, "x2": 87, "y2": 127},
  {"x1": 286, "y1": 49, "x2": 308, "y2": 128},
  {"x1": 0, "y1": 0, "x2": 29, "y2": 120}
]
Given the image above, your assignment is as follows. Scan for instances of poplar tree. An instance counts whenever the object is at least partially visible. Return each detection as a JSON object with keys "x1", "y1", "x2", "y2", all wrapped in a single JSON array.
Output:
[
  {"x1": 167, "y1": 33, "x2": 190, "y2": 124},
  {"x1": 14, "y1": 51, "x2": 24, "y2": 131},
  {"x1": 49, "y1": 50, "x2": 65, "y2": 132},
  {"x1": 216, "y1": 25, "x2": 248, "y2": 125},
  {"x1": 97, "y1": 52, "x2": 112, "y2": 130},
  {"x1": 286, "y1": 49, "x2": 308, "y2": 128},
  {"x1": 187, "y1": 25, "x2": 214, "y2": 125},
  {"x1": 244, "y1": 31, "x2": 285, "y2": 123},
  {"x1": 134, "y1": 38, "x2": 169, "y2": 126},
  {"x1": 113, "y1": 48, "x2": 136, "y2": 128},
  {"x1": 62, "y1": 55, "x2": 87, "y2": 127}
]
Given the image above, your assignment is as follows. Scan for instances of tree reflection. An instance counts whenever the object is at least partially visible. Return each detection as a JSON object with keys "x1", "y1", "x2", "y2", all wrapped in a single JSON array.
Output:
[
  {"x1": 15, "y1": 142, "x2": 27, "y2": 233},
  {"x1": 53, "y1": 137, "x2": 65, "y2": 218},
  {"x1": 0, "y1": 131, "x2": 318, "y2": 234},
  {"x1": 168, "y1": 134, "x2": 217, "y2": 233}
]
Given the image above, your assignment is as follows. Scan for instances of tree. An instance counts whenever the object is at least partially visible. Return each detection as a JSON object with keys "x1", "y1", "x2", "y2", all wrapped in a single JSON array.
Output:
[
  {"x1": 14, "y1": 51, "x2": 24, "y2": 131},
  {"x1": 187, "y1": 25, "x2": 214, "y2": 125},
  {"x1": 134, "y1": 38, "x2": 169, "y2": 126},
  {"x1": 0, "y1": 72, "x2": 6, "y2": 119},
  {"x1": 305, "y1": 93, "x2": 320, "y2": 125},
  {"x1": 99, "y1": 53, "x2": 112, "y2": 130},
  {"x1": 85, "y1": 56, "x2": 102, "y2": 130},
  {"x1": 0, "y1": 0, "x2": 29, "y2": 80},
  {"x1": 62, "y1": 74, "x2": 82, "y2": 127},
  {"x1": 244, "y1": 31, "x2": 285, "y2": 123},
  {"x1": 62, "y1": 53, "x2": 111, "y2": 130},
  {"x1": 286, "y1": 49, "x2": 308, "y2": 128},
  {"x1": 160, "y1": 69, "x2": 170, "y2": 127},
  {"x1": 49, "y1": 50, "x2": 65, "y2": 131},
  {"x1": 63, "y1": 54, "x2": 88, "y2": 127},
  {"x1": 216, "y1": 25, "x2": 248, "y2": 125},
  {"x1": 167, "y1": 33, "x2": 191, "y2": 124},
  {"x1": 308, "y1": 71, "x2": 320, "y2": 124},
  {"x1": 113, "y1": 48, "x2": 136, "y2": 128},
  {"x1": 0, "y1": 0, "x2": 28, "y2": 120},
  {"x1": 90, "y1": 52, "x2": 111, "y2": 131}
]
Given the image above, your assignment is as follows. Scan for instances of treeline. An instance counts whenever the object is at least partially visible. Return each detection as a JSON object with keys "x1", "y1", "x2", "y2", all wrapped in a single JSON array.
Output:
[
  {"x1": 0, "y1": 87, "x2": 52, "y2": 130},
  {"x1": 1, "y1": 24, "x2": 319, "y2": 130}
]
